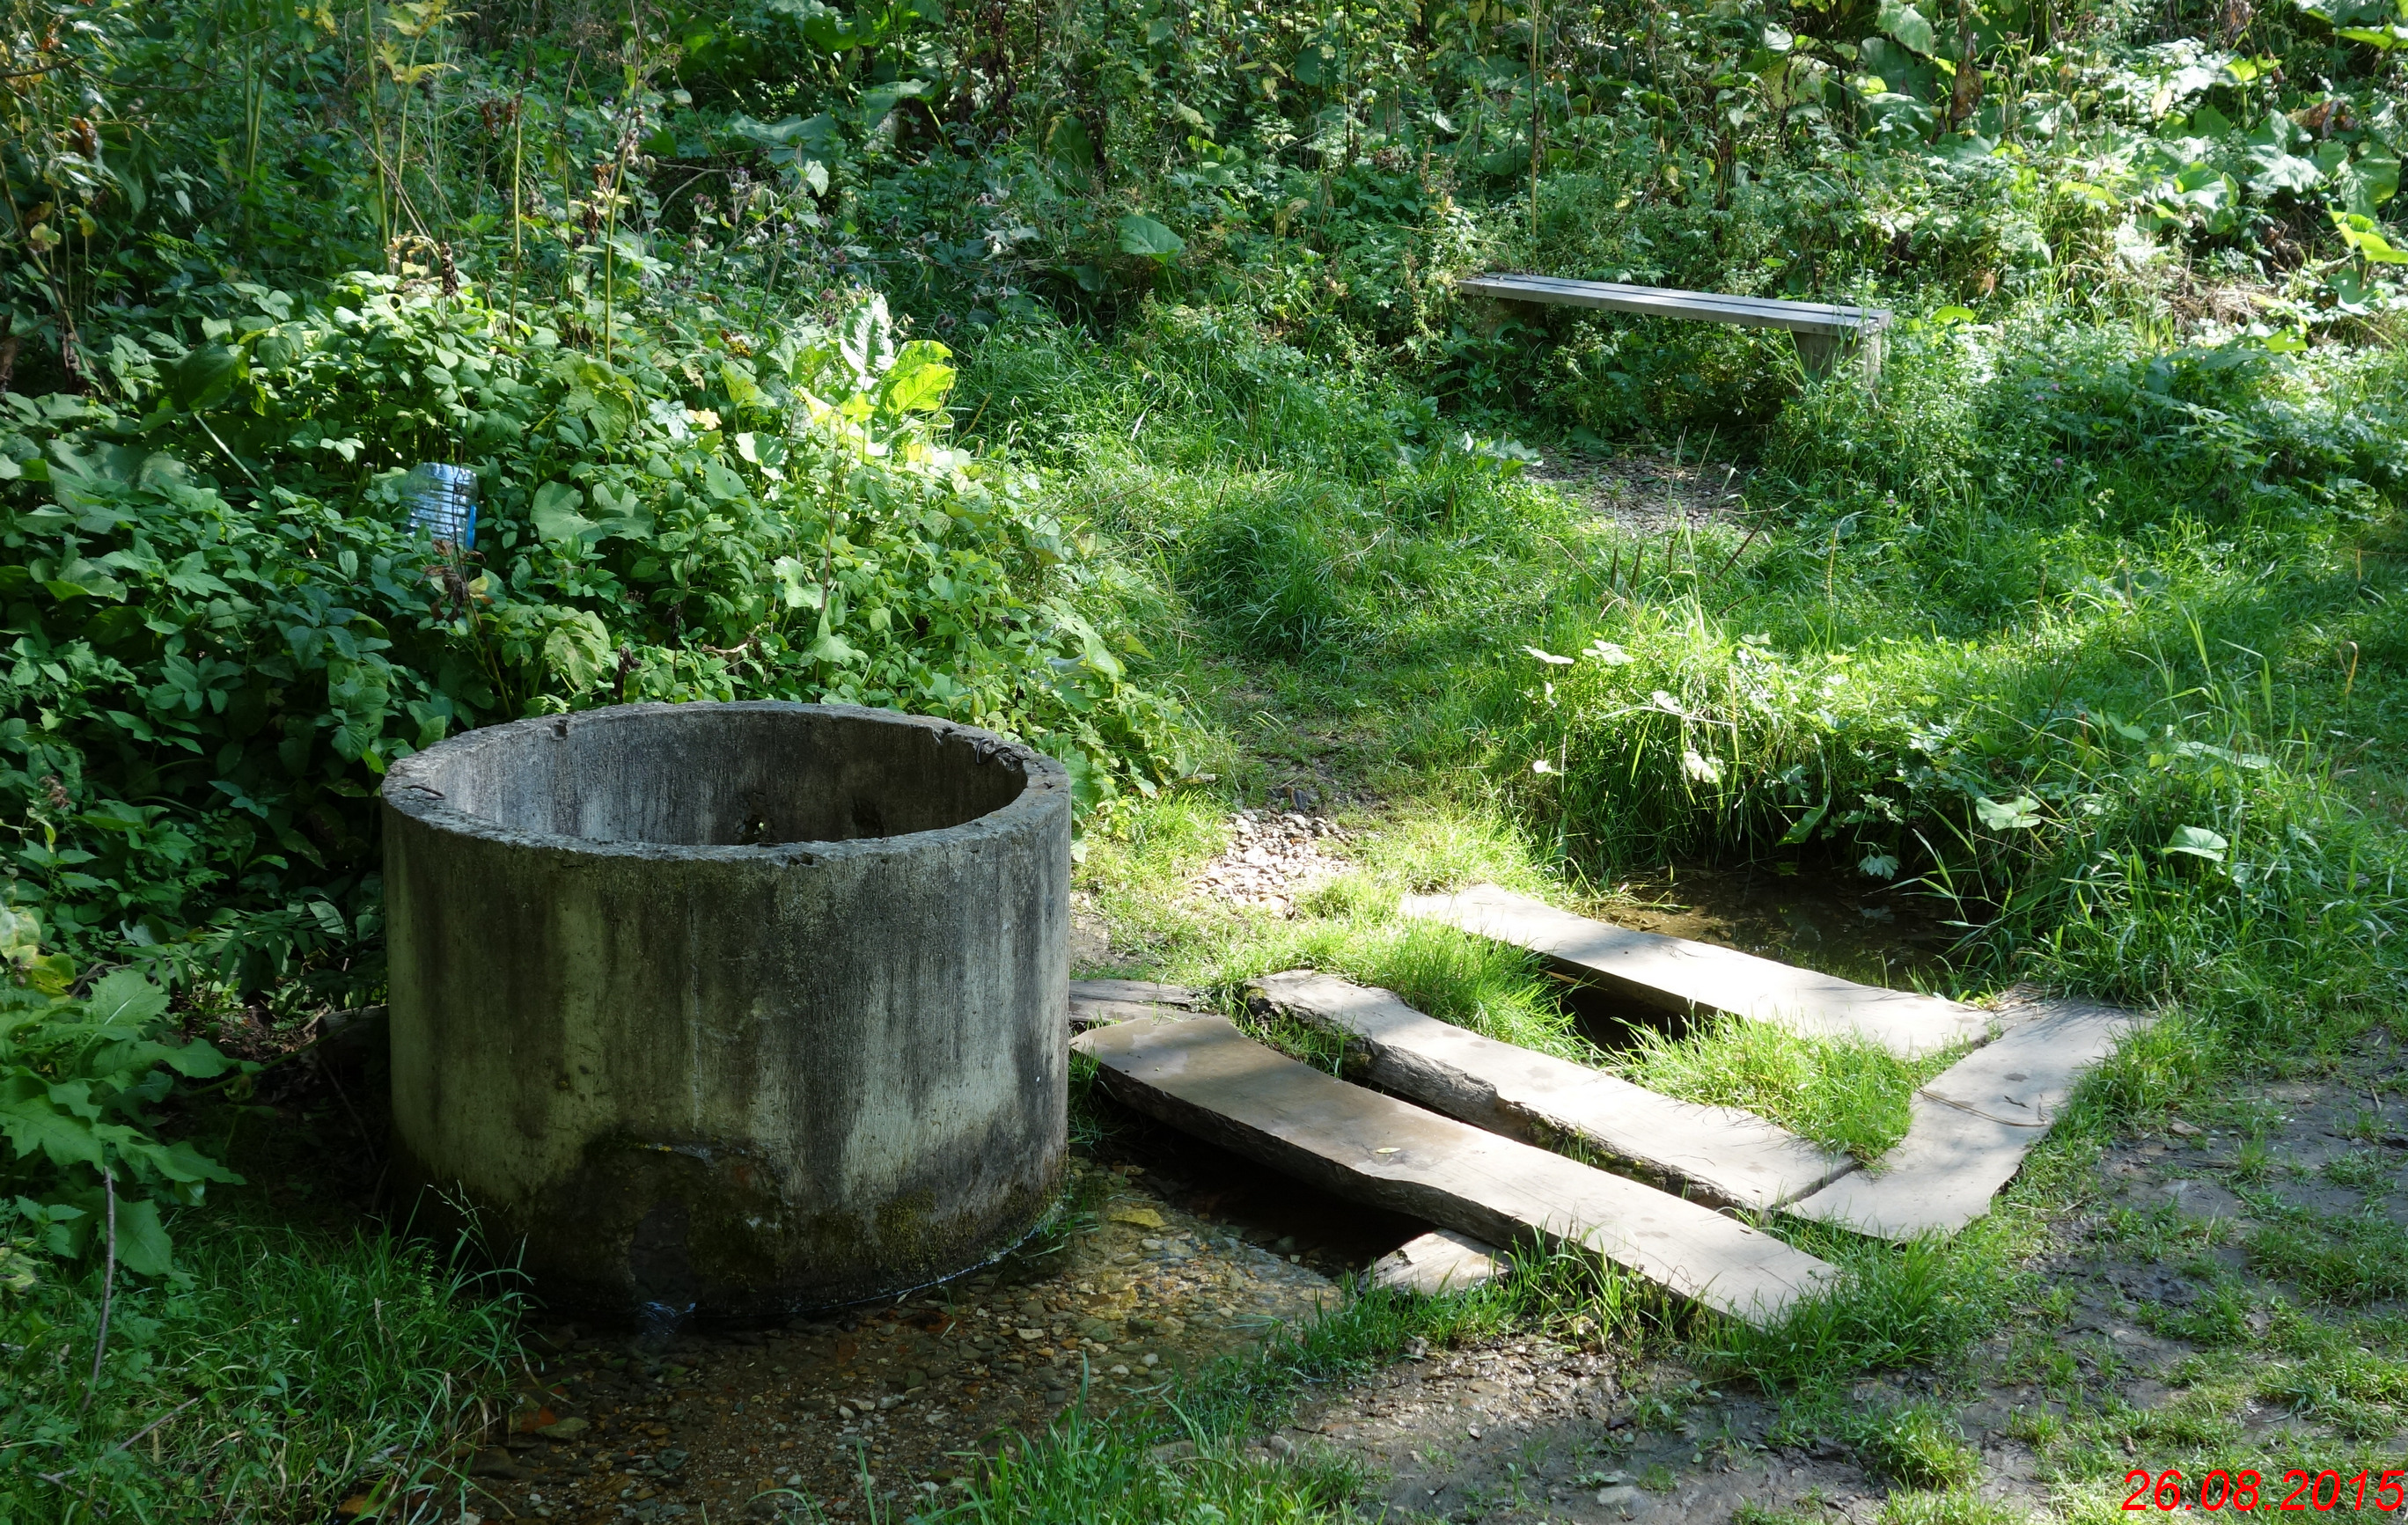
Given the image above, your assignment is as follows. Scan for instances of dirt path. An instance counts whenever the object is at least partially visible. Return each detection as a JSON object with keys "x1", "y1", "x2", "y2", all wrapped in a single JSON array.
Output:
[{"x1": 1259, "y1": 1043, "x2": 2407, "y2": 1523}]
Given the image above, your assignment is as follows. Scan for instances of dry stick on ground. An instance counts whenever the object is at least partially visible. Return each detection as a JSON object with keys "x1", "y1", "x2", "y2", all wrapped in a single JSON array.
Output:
[
  {"x1": 37, "y1": 1397, "x2": 206, "y2": 1488},
  {"x1": 80, "y1": 1169, "x2": 117, "y2": 1417},
  {"x1": 1711, "y1": 525, "x2": 1762, "y2": 583}
]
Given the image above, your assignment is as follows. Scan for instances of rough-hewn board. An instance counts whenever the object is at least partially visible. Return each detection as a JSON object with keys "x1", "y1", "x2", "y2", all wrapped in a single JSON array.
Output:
[
  {"x1": 1250, "y1": 970, "x2": 1854, "y2": 1211},
  {"x1": 1457, "y1": 275, "x2": 1890, "y2": 380},
  {"x1": 1785, "y1": 990, "x2": 2146, "y2": 1237},
  {"x1": 1400, "y1": 883, "x2": 1990, "y2": 1059},
  {"x1": 1070, "y1": 980, "x2": 1200, "y2": 1008},
  {"x1": 1371, "y1": 1229, "x2": 1505, "y2": 1296},
  {"x1": 1074, "y1": 1014, "x2": 1839, "y2": 1323},
  {"x1": 1458, "y1": 274, "x2": 1890, "y2": 336},
  {"x1": 1068, "y1": 980, "x2": 1200, "y2": 1031}
]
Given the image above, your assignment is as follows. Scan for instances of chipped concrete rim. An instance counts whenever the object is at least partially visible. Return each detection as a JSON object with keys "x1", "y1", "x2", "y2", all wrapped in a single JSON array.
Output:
[{"x1": 380, "y1": 700, "x2": 1070, "y2": 864}]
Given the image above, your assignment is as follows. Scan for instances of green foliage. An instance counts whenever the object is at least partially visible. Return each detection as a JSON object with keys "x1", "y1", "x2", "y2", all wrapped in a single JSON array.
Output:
[
  {"x1": 0, "y1": 281, "x2": 1179, "y2": 979},
  {"x1": 2247, "y1": 1207, "x2": 2408, "y2": 1304},
  {"x1": 0, "y1": 927, "x2": 238, "y2": 1271},
  {"x1": 1848, "y1": 1403, "x2": 1984, "y2": 1490}
]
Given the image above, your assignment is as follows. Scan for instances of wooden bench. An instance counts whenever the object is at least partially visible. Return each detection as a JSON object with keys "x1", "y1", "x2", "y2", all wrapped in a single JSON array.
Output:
[{"x1": 1458, "y1": 272, "x2": 1891, "y2": 383}]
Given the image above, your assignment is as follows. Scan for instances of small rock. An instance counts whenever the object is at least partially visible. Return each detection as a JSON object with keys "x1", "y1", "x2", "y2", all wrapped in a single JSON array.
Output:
[
  {"x1": 467, "y1": 1448, "x2": 525, "y2": 1479},
  {"x1": 1109, "y1": 1206, "x2": 1165, "y2": 1230},
  {"x1": 538, "y1": 1417, "x2": 590, "y2": 1441},
  {"x1": 1596, "y1": 1483, "x2": 1645, "y2": 1515},
  {"x1": 2169, "y1": 1118, "x2": 2204, "y2": 1138}
]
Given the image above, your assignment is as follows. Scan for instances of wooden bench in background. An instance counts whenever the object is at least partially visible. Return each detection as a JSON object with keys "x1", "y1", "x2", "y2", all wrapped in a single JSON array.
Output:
[{"x1": 1458, "y1": 272, "x2": 1891, "y2": 383}]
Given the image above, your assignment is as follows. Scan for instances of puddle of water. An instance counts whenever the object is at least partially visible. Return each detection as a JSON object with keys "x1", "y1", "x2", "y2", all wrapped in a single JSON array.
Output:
[
  {"x1": 1599, "y1": 860, "x2": 1962, "y2": 990},
  {"x1": 1091, "y1": 1103, "x2": 1428, "y2": 1272},
  {"x1": 474, "y1": 1155, "x2": 1347, "y2": 1522},
  {"x1": 1543, "y1": 860, "x2": 1965, "y2": 1052}
]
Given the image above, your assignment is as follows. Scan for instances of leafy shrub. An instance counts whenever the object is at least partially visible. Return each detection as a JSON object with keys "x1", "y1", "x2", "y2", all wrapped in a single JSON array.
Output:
[
  {"x1": 1, "y1": 282, "x2": 1179, "y2": 979},
  {"x1": 0, "y1": 913, "x2": 238, "y2": 1271}
]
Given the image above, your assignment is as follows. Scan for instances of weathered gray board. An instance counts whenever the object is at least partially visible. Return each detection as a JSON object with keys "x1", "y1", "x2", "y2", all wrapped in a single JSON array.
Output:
[
  {"x1": 1457, "y1": 273, "x2": 1891, "y2": 380},
  {"x1": 1073, "y1": 1013, "x2": 1840, "y2": 1323},
  {"x1": 1787, "y1": 990, "x2": 2147, "y2": 1237},
  {"x1": 1371, "y1": 1229, "x2": 1506, "y2": 1296},
  {"x1": 1250, "y1": 970, "x2": 1854, "y2": 1212},
  {"x1": 1068, "y1": 979, "x2": 1200, "y2": 1032},
  {"x1": 1400, "y1": 884, "x2": 1990, "y2": 1059}
]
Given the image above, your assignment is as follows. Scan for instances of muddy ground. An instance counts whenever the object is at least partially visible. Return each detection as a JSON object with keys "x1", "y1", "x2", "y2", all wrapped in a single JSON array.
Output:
[
  {"x1": 444, "y1": 809, "x2": 2405, "y2": 1525},
  {"x1": 457, "y1": 1031, "x2": 2404, "y2": 1525}
]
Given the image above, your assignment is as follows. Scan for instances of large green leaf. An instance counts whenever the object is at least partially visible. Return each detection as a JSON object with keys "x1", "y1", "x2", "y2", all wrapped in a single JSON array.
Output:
[
  {"x1": 1116, "y1": 214, "x2": 1186, "y2": 260},
  {"x1": 166, "y1": 344, "x2": 246, "y2": 412},
  {"x1": 84, "y1": 969, "x2": 169, "y2": 1030},
  {"x1": 1876, "y1": 0, "x2": 1938, "y2": 56},
  {"x1": 532, "y1": 482, "x2": 598, "y2": 543}
]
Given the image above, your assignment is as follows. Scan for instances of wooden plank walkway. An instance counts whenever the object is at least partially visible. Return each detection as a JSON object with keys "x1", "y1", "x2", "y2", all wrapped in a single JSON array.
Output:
[
  {"x1": 1786, "y1": 989, "x2": 2147, "y2": 1237},
  {"x1": 1370, "y1": 1229, "x2": 1506, "y2": 1296},
  {"x1": 1249, "y1": 970, "x2": 1854, "y2": 1211},
  {"x1": 1399, "y1": 884, "x2": 1991, "y2": 1059},
  {"x1": 1068, "y1": 979, "x2": 1199, "y2": 1032},
  {"x1": 1073, "y1": 1013, "x2": 1840, "y2": 1323},
  {"x1": 1458, "y1": 273, "x2": 1891, "y2": 379}
]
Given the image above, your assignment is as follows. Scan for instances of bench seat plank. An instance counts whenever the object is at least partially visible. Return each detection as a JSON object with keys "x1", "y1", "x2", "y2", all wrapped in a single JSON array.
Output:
[{"x1": 1459, "y1": 273, "x2": 1890, "y2": 336}]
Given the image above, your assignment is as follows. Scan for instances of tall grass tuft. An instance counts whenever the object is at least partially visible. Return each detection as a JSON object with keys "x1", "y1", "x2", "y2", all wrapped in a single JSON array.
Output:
[{"x1": 0, "y1": 1219, "x2": 522, "y2": 1521}]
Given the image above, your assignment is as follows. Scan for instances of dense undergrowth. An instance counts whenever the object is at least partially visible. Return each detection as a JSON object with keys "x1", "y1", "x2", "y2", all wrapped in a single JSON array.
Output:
[{"x1": 4, "y1": 0, "x2": 2406, "y2": 1514}]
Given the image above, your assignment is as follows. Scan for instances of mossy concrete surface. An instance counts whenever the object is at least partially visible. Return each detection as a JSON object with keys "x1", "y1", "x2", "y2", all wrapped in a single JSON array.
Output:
[{"x1": 382, "y1": 702, "x2": 1071, "y2": 1320}]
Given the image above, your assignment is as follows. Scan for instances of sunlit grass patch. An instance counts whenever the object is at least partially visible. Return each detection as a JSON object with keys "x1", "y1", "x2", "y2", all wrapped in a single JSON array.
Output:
[
  {"x1": 2247, "y1": 1207, "x2": 2408, "y2": 1307},
  {"x1": 1707, "y1": 1228, "x2": 2022, "y2": 1391},
  {"x1": 1878, "y1": 1488, "x2": 2032, "y2": 1525},
  {"x1": 1613, "y1": 1015, "x2": 1960, "y2": 1160}
]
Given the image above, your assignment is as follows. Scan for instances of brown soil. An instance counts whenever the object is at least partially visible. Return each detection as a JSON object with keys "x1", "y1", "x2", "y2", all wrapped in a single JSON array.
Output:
[{"x1": 463, "y1": 1159, "x2": 1354, "y2": 1523}]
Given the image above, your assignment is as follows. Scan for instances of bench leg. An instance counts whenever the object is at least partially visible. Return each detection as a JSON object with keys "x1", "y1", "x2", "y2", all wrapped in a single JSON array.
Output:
[
  {"x1": 1793, "y1": 330, "x2": 1884, "y2": 386},
  {"x1": 1794, "y1": 331, "x2": 1841, "y2": 378}
]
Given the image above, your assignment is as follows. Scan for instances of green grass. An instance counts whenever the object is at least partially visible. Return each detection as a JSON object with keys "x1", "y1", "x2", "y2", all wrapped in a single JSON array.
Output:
[
  {"x1": 907, "y1": 1228, "x2": 1701, "y2": 1524},
  {"x1": 0, "y1": 1218, "x2": 521, "y2": 1523},
  {"x1": 1612, "y1": 1015, "x2": 1958, "y2": 1161}
]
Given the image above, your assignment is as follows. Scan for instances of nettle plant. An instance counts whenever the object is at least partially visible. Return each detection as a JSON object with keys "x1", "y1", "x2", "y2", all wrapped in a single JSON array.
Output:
[
  {"x1": 0, "y1": 277, "x2": 1179, "y2": 992},
  {"x1": 0, "y1": 913, "x2": 239, "y2": 1274}
]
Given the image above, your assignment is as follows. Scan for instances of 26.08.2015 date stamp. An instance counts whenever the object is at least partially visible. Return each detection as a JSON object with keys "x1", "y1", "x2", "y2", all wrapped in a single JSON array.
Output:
[{"x1": 2123, "y1": 1469, "x2": 2408, "y2": 1512}]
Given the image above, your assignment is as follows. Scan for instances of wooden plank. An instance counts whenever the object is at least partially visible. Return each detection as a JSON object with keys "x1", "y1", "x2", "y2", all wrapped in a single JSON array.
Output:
[
  {"x1": 1371, "y1": 1229, "x2": 1505, "y2": 1296},
  {"x1": 1074, "y1": 1014, "x2": 1840, "y2": 1323},
  {"x1": 1785, "y1": 990, "x2": 2146, "y2": 1237},
  {"x1": 1250, "y1": 970, "x2": 1855, "y2": 1211},
  {"x1": 1468, "y1": 275, "x2": 1891, "y2": 334},
  {"x1": 1469, "y1": 275, "x2": 1879, "y2": 331},
  {"x1": 1458, "y1": 274, "x2": 1890, "y2": 336},
  {"x1": 1071, "y1": 979, "x2": 1200, "y2": 1008},
  {"x1": 1400, "y1": 883, "x2": 1991, "y2": 1059},
  {"x1": 1068, "y1": 979, "x2": 1200, "y2": 1032}
]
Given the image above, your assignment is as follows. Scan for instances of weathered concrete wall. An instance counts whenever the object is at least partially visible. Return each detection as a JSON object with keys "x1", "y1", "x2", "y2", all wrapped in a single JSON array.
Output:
[{"x1": 381, "y1": 702, "x2": 1070, "y2": 1321}]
